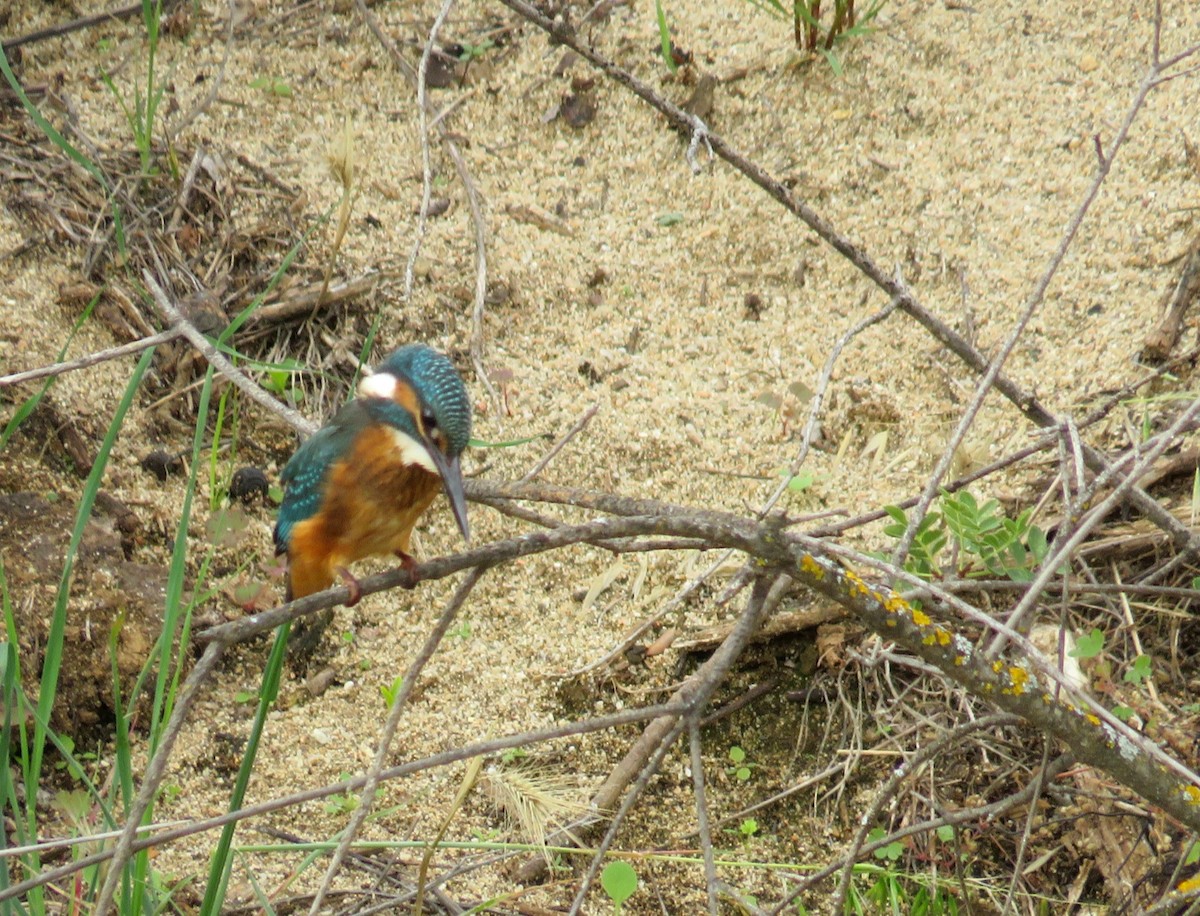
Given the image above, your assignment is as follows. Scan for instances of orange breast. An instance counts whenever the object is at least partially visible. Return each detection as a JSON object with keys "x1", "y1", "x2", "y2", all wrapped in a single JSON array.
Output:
[{"x1": 286, "y1": 426, "x2": 442, "y2": 599}]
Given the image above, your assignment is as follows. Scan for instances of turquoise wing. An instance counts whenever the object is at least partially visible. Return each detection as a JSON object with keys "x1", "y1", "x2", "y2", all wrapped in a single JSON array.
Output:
[{"x1": 273, "y1": 402, "x2": 365, "y2": 554}]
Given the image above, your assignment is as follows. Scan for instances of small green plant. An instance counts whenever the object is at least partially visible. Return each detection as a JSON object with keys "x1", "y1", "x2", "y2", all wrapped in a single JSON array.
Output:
[
  {"x1": 653, "y1": 0, "x2": 677, "y2": 72},
  {"x1": 600, "y1": 859, "x2": 638, "y2": 914},
  {"x1": 379, "y1": 675, "x2": 405, "y2": 706},
  {"x1": 739, "y1": 817, "x2": 760, "y2": 842},
  {"x1": 883, "y1": 507, "x2": 946, "y2": 583},
  {"x1": 778, "y1": 468, "x2": 816, "y2": 495},
  {"x1": 501, "y1": 746, "x2": 529, "y2": 765},
  {"x1": 1069, "y1": 628, "x2": 1104, "y2": 660},
  {"x1": 98, "y1": 0, "x2": 168, "y2": 174},
  {"x1": 746, "y1": 0, "x2": 885, "y2": 72},
  {"x1": 1124, "y1": 654, "x2": 1152, "y2": 685},
  {"x1": 868, "y1": 826, "x2": 904, "y2": 862},
  {"x1": 249, "y1": 75, "x2": 293, "y2": 97},
  {"x1": 882, "y1": 489, "x2": 1053, "y2": 587},
  {"x1": 940, "y1": 490, "x2": 1050, "y2": 582},
  {"x1": 324, "y1": 774, "x2": 360, "y2": 815},
  {"x1": 457, "y1": 39, "x2": 495, "y2": 64},
  {"x1": 262, "y1": 357, "x2": 306, "y2": 406},
  {"x1": 727, "y1": 745, "x2": 754, "y2": 782}
]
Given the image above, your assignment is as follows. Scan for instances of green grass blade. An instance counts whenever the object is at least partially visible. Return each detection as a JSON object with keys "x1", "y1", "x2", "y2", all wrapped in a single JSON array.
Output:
[
  {"x1": 200, "y1": 623, "x2": 293, "y2": 915},
  {"x1": 0, "y1": 561, "x2": 34, "y2": 916},
  {"x1": 654, "y1": 0, "x2": 677, "y2": 72},
  {"x1": 29, "y1": 347, "x2": 155, "y2": 822}
]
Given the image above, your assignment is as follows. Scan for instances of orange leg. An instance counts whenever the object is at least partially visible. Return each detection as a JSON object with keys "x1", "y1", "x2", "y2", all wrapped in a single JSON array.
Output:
[
  {"x1": 393, "y1": 550, "x2": 420, "y2": 588},
  {"x1": 334, "y1": 566, "x2": 364, "y2": 606}
]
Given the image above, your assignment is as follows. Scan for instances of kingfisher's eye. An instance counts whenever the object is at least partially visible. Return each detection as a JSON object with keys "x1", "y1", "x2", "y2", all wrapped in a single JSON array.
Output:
[{"x1": 421, "y1": 409, "x2": 438, "y2": 431}]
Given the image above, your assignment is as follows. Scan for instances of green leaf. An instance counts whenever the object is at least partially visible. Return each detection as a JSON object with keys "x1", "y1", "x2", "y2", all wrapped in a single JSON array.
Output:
[
  {"x1": 601, "y1": 860, "x2": 638, "y2": 906},
  {"x1": 936, "y1": 824, "x2": 954, "y2": 842},
  {"x1": 656, "y1": 211, "x2": 685, "y2": 227},
  {"x1": 1069, "y1": 628, "x2": 1104, "y2": 660},
  {"x1": 1186, "y1": 840, "x2": 1200, "y2": 866},
  {"x1": 1123, "y1": 654, "x2": 1152, "y2": 685},
  {"x1": 728, "y1": 746, "x2": 746, "y2": 764},
  {"x1": 867, "y1": 827, "x2": 904, "y2": 861},
  {"x1": 784, "y1": 470, "x2": 816, "y2": 493},
  {"x1": 249, "y1": 76, "x2": 293, "y2": 97}
]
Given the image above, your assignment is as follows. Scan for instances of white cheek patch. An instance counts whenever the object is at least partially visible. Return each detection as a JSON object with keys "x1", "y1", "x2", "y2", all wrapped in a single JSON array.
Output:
[
  {"x1": 358, "y1": 371, "x2": 397, "y2": 400},
  {"x1": 387, "y1": 427, "x2": 438, "y2": 475}
]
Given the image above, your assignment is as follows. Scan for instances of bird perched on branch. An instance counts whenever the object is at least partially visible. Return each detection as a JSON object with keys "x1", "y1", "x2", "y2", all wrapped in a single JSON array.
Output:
[{"x1": 274, "y1": 344, "x2": 471, "y2": 606}]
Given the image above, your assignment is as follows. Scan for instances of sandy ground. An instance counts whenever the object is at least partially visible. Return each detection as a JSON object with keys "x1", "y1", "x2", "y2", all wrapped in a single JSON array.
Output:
[{"x1": 2, "y1": 0, "x2": 1199, "y2": 910}]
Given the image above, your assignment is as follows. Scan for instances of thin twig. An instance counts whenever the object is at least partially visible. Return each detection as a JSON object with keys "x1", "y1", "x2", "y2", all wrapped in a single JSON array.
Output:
[
  {"x1": 0, "y1": 328, "x2": 181, "y2": 388},
  {"x1": 1, "y1": 0, "x2": 173, "y2": 51},
  {"x1": 566, "y1": 573, "x2": 787, "y2": 914},
  {"x1": 520, "y1": 402, "x2": 600, "y2": 483},
  {"x1": 689, "y1": 720, "x2": 719, "y2": 916},
  {"x1": 142, "y1": 270, "x2": 317, "y2": 437},
  {"x1": 355, "y1": 0, "x2": 501, "y2": 410}
]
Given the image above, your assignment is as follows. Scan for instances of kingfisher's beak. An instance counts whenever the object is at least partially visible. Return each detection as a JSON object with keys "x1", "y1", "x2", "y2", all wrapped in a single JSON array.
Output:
[{"x1": 425, "y1": 442, "x2": 470, "y2": 542}]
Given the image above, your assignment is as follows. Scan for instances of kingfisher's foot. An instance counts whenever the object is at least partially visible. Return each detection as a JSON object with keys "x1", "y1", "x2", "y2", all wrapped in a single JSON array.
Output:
[
  {"x1": 334, "y1": 566, "x2": 363, "y2": 606},
  {"x1": 393, "y1": 550, "x2": 420, "y2": 588}
]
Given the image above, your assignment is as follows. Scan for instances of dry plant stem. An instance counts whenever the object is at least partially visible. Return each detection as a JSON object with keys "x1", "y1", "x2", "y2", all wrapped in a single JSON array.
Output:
[
  {"x1": 566, "y1": 574, "x2": 785, "y2": 914},
  {"x1": 166, "y1": 145, "x2": 206, "y2": 233},
  {"x1": 520, "y1": 402, "x2": 600, "y2": 483},
  {"x1": 93, "y1": 642, "x2": 226, "y2": 916},
  {"x1": 3, "y1": 699, "x2": 691, "y2": 906},
  {"x1": 402, "y1": 0, "x2": 450, "y2": 301},
  {"x1": 243, "y1": 271, "x2": 385, "y2": 328},
  {"x1": 143, "y1": 270, "x2": 318, "y2": 436},
  {"x1": 669, "y1": 289, "x2": 899, "y2": 645},
  {"x1": 414, "y1": 757, "x2": 484, "y2": 916},
  {"x1": 515, "y1": 575, "x2": 793, "y2": 884},
  {"x1": 356, "y1": 0, "x2": 500, "y2": 408},
  {"x1": 307, "y1": 567, "x2": 486, "y2": 916},
  {"x1": 0, "y1": 818, "x2": 189, "y2": 861},
  {"x1": 0, "y1": 327, "x2": 182, "y2": 387},
  {"x1": 689, "y1": 720, "x2": 719, "y2": 916},
  {"x1": 806, "y1": 530, "x2": 1200, "y2": 800},
  {"x1": 828, "y1": 712, "x2": 1022, "y2": 914},
  {"x1": 709, "y1": 760, "x2": 848, "y2": 832},
  {"x1": 891, "y1": 45, "x2": 1167, "y2": 571},
  {"x1": 495, "y1": 0, "x2": 1200, "y2": 562}
]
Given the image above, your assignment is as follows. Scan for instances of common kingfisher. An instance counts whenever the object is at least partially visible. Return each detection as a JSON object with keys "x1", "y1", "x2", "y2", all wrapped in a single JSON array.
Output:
[{"x1": 273, "y1": 344, "x2": 472, "y2": 606}]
